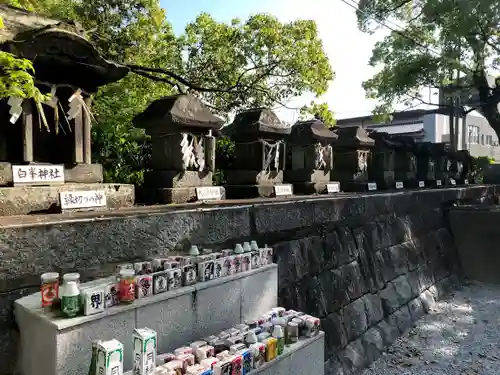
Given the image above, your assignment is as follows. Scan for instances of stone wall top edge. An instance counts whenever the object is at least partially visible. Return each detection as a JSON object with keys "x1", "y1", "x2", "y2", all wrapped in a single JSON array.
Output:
[
  {"x1": 0, "y1": 185, "x2": 496, "y2": 230},
  {"x1": 15, "y1": 264, "x2": 278, "y2": 331}
]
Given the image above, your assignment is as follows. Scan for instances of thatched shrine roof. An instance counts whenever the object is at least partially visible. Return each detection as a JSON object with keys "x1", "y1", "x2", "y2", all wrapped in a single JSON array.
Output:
[
  {"x1": 0, "y1": 5, "x2": 129, "y2": 92},
  {"x1": 133, "y1": 94, "x2": 224, "y2": 133}
]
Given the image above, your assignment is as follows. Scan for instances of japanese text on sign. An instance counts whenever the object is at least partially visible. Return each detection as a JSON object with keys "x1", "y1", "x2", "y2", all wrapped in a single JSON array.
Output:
[
  {"x1": 327, "y1": 182, "x2": 340, "y2": 193},
  {"x1": 418, "y1": 181, "x2": 425, "y2": 188},
  {"x1": 368, "y1": 182, "x2": 377, "y2": 191},
  {"x1": 12, "y1": 165, "x2": 64, "y2": 185},
  {"x1": 274, "y1": 184, "x2": 293, "y2": 196},
  {"x1": 395, "y1": 181, "x2": 404, "y2": 189},
  {"x1": 436, "y1": 180, "x2": 442, "y2": 186},
  {"x1": 60, "y1": 190, "x2": 107, "y2": 210},
  {"x1": 196, "y1": 186, "x2": 222, "y2": 201}
]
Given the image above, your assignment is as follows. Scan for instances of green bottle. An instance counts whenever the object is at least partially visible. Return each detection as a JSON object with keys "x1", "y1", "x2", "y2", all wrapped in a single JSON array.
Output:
[
  {"x1": 272, "y1": 325, "x2": 285, "y2": 356},
  {"x1": 61, "y1": 281, "x2": 80, "y2": 318}
]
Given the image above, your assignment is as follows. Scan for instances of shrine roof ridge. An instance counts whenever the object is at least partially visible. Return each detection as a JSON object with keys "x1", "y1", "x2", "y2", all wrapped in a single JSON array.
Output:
[{"x1": 288, "y1": 119, "x2": 338, "y2": 144}]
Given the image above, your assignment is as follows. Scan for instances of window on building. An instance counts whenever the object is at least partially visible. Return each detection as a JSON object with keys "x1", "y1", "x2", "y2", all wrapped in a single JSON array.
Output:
[
  {"x1": 481, "y1": 134, "x2": 485, "y2": 144},
  {"x1": 487, "y1": 135, "x2": 493, "y2": 145},
  {"x1": 468, "y1": 125, "x2": 480, "y2": 144}
]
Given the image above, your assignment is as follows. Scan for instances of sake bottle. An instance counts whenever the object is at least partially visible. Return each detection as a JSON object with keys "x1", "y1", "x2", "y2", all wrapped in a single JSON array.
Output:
[
  {"x1": 61, "y1": 280, "x2": 80, "y2": 318},
  {"x1": 272, "y1": 325, "x2": 285, "y2": 356}
]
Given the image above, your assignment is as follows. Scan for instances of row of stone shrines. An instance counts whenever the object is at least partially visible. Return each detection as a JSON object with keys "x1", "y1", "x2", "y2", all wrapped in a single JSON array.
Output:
[{"x1": 135, "y1": 94, "x2": 476, "y2": 203}]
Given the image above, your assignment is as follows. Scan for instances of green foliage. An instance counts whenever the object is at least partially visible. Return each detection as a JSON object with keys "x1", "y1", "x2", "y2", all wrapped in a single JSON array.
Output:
[
  {"x1": 471, "y1": 156, "x2": 494, "y2": 183},
  {"x1": 8, "y1": 0, "x2": 333, "y2": 185},
  {"x1": 356, "y1": 0, "x2": 500, "y2": 137},
  {"x1": 300, "y1": 101, "x2": 336, "y2": 127}
]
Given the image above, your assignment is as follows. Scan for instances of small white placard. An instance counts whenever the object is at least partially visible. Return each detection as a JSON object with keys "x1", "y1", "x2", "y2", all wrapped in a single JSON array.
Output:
[
  {"x1": 418, "y1": 181, "x2": 425, "y2": 188},
  {"x1": 12, "y1": 164, "x2": 65, "y2": 185},
  {"x1": 60, "y1": 190, "x2": 106, "y2": 210},
  {"x1": 196, "y1": 186, "x2": 222, "y2": 201},
  {"x1": 327, "y1": 182, "x2": 340, "y2": 193},
  {"x1": 464, "y1": 179, "x2": 469, "y2": 185},
  {"x1": 368, "y1": 182, "x2": 377, "y2": 191},
  {"x1": 450, "y1": 178, "x2": 456, "y2": 186},
  {"x1": 395, "y1": 181, "x2": 404, "y2": 189},
  {"x1": 436, "y1": 180, "x2": 442, "y2": 186},
  {"x1": 274, "y1": 184, "x2": 293, "y2": 196}
]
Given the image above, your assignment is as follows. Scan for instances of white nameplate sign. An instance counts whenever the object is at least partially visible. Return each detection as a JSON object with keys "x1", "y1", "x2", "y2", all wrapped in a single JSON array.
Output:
[
  {"x1": 196, "y1": 186, "x2": 222, "y2": 201},
  {"x1": 60, "y1": 190, "x2": 106, "y2": 210},
  {"x1": 367, "y1": 182, "x2": 377, "y2": 191},
  {"x1": 418, "y1": 181, "x2": 425, "y2": 188},
  {"x1": 436, "y1": 180, "x2": 442, "y2": 187},
  {"x1": 450, "y1": 178, "x2": 456, "y2": 186},
  {"x1": 274, "y1": 184, "x2": 293, "y2": 197},
  {"x1": 395, "y1": 181, "x2": 404, "y2": 189},
  {"x1": 464, "y1": 179, "x2": 469, "y2": 185},
  {"x1": 12, "y1": 164, "x2": 65, "y2": 185},
  {"x1": 327, "y1": 182, "x2": 340, "y2": 193}
]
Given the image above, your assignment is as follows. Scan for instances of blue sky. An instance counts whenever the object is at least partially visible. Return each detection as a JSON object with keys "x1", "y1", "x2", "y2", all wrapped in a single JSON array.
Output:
[{"x1": 159, "y1": 0, "x2": 400, "y2": 123}]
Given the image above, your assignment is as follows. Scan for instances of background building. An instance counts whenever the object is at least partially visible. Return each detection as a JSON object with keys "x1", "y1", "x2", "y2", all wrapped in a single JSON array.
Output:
[{"x1": 336, "y1": 108, "x2": 500, "y2": 160}]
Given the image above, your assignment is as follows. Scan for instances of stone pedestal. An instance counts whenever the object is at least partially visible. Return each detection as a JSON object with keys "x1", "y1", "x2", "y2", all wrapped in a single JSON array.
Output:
[
  {"x1": 284, "y1": 119, "x2": 337, "y2": 195},
  {"x1": 368, "y1": 138, "x2": 396, "y2": 189},
  {"x1": 224, "y1": 108, "x2": 291, "y2": 198},
  {"x1": 389, "y1": 136, "x2": 418, "y2": 187},
  {"x1": 133, "y1": 94, "x2": 225, "y2": 204}
]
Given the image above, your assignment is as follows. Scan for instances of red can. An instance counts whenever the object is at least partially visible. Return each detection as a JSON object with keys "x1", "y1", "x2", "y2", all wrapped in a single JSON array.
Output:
[{"x1": 119, "y1": 269, "x2": 136, "y2": 303}]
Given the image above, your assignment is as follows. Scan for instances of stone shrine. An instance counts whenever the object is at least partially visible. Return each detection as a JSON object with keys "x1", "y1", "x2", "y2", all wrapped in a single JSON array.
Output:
[
  {"x1": 414, "y1": 142, "x2": 438, "y2": 185},
  {"x1": 330, "y1": 126, "x2": 376, "y2": 192},
  {"x1": 434, "y1": 142, "x2": 452, "y2": 186},
  {"x1": 366, "y1": 131, "x2": 397, "y2": 189},
  {"x1": 284, "y1": 119, "x2": 337, "y2": 194},
  {"x1": 456, "y1": 150, "x2": 475, "y2": 184},
  {"x1": 390, "y1": 135, "x2": 418, "y2": 186},
  {"x1": 0, "y1": 5, "x2": 134, "y2": 215},
  {"x1": 223, "y1": 108, "x2": 291, "y2": 198},
  {"x1": 134, "y1": 94, "x2": 225, "y2": 203}
]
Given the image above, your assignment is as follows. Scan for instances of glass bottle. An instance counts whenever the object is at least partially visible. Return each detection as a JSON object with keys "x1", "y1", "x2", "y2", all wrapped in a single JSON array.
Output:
[
  {"x1": 40, "y1": 272, "x2": 60, "y2": 309},
  {"x1": 61, "y1": 281, "x2": 80, "y2": 318},
  {"x1": 119, "y1": 269, "x2": 136, "y2": 303}
]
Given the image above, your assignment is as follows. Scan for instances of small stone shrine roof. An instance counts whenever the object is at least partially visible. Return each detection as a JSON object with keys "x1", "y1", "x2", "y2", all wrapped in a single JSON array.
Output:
[
  {"x1": 368, "y1": 131, "x2": 400, "y2": 149},
  {"x1": 333, "y1": 126, "x2": 374, "y2": 148},
  {"x1": 0, "y1": 5, "x2": 129, "y2": 92},
  {"x1": 133, "y1": 94, "x2": 224, "y2": 133},
  {"x1": 288, "y1": 119, "x2": 338, "y2": 145},
  {"x1": 223, "y1": 108, "x2": 291, "y2": 141}
]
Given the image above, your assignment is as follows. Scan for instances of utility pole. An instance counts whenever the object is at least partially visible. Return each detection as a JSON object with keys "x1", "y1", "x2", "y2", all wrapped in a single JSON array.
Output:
[
  {"x1": 448, "y1": 70, "x2": 455, "y2": 150},
  {"x1": 454, "y1": 42, "x2": 462, "y2": 150}
]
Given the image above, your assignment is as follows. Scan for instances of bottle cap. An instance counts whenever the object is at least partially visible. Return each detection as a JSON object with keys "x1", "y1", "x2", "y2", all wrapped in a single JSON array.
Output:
[
  {"x1": 41, "y1": 272, "x2": 59, "y2": 283},
  {"x1": 120, "y1": 269, "x2": 135, "y2": 278},
  {"x1": 189, "y1": 245, "x2": 200, "y2": 256},
  {"x1": 63, "y1": 273, "x2": 80, "y2": 282},
  {"x1": 234, "y1": 244, "x2": 244, "y2": 254},
  {"x1": 272, "y1": 325, "x2": 284, "y2": 338},
  {"x1": 245, "y1": 331, "x2": 257, "y2": 344}
]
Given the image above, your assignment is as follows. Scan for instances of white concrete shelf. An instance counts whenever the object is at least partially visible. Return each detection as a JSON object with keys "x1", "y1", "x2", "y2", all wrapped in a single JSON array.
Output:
[{"x1": 14, "y1": 264, "x2": 278, "y2": 375}]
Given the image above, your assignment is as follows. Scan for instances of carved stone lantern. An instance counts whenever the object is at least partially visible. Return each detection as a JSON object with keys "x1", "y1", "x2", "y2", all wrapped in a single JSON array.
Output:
[
  {"x1": 389, "y1": 135, "x2": 418, "y2": 187},
  {"x1": 331, "y1": 126, "x2": 376, "y2": 192},
  {"x1": 133, "y1": 94, "x2": 224, "y2": 203},
  {"x1": 284, "y1": 119, "x2": 337, "y2": 194},
  {"x1": 223, "y1": 108, "x2": 290, "y2": 198},
  {"x1": 366, "y1": 132, "x2": 397, "y2": 189}
]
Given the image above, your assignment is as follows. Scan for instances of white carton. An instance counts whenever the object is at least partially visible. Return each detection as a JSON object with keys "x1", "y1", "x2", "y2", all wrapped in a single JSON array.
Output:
[
  {"x1": 133, "y1": 328, "x2": 157, "y2": 375},
  {"x1": 81, "y1": 286, "x2": 105, "y2": 316},
  {"x1": 95, "y1": 339, "x2": 124, "y2": 375}
]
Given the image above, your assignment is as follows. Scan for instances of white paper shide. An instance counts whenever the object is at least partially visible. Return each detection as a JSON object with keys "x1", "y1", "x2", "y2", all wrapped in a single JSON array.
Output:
[
  {"x1": 60, "y1": 190, "x2": 107, "y2": 210},
  {"x1": 12, "y1": 164, "x2": 65, "y2": 185}
]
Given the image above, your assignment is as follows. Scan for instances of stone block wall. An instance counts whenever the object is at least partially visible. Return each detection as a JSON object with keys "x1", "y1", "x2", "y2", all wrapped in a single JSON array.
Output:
[{"x1": 0, "y1": 185, "x2": 497, "y2": 375}]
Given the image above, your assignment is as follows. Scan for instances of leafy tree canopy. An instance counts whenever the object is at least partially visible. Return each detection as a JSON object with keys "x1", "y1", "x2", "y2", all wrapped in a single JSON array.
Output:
[
  {"x1": 300, "y1": 101, "x2": 336, "y2": 127},
  {"x1": 356, "y1": 0, "x2": 500, "y2": 137},
  {"x1": 3, "y1": 0, "x2": 334, "y2": 184}
]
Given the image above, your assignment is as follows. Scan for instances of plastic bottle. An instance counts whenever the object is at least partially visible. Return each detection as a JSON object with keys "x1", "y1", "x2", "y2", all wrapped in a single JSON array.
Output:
[
  {"x1": 250, "y1": 241, "x2": 259, "y2": 251},
  {"x1": 272, "y1": 325, "x2": 285, "y2": 356},
  {"x1": 61, "y1": 280, "x2": 80, "y2": 318},
  {"x1": 234, "y1": 244, "x2": 244, "y2": 254},
  {"x1": 242, "y1": 242, "x2": 251, "y2": 253},
  {"x1": 189, "y1": 245, "x2": 200, "y2": 257}
]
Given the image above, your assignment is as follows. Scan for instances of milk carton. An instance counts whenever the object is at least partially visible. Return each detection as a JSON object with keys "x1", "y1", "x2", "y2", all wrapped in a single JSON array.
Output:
[
  {"x1": 133, "y1": 328, "x2": 157, "y2": 375},
  {"x1": 81, "y1": 286, "x2": 105, "y2": 316},
  {"x1": 95, "y1": 339, "x2": 124, "y2": 375}
]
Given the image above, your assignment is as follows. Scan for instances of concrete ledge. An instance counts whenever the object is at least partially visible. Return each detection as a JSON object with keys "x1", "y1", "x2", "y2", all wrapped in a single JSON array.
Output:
[
  {"x1": 14, "y1": 264, "x2": 278, "y2": 375},
  {"x1": 125, "y1": 332, "x2": 325, "y2": 375}
]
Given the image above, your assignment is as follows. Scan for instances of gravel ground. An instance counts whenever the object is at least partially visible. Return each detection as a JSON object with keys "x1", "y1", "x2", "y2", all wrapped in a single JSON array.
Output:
[{"x1": 361, "y1": 281, "x2": 500, "y2": 375}]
